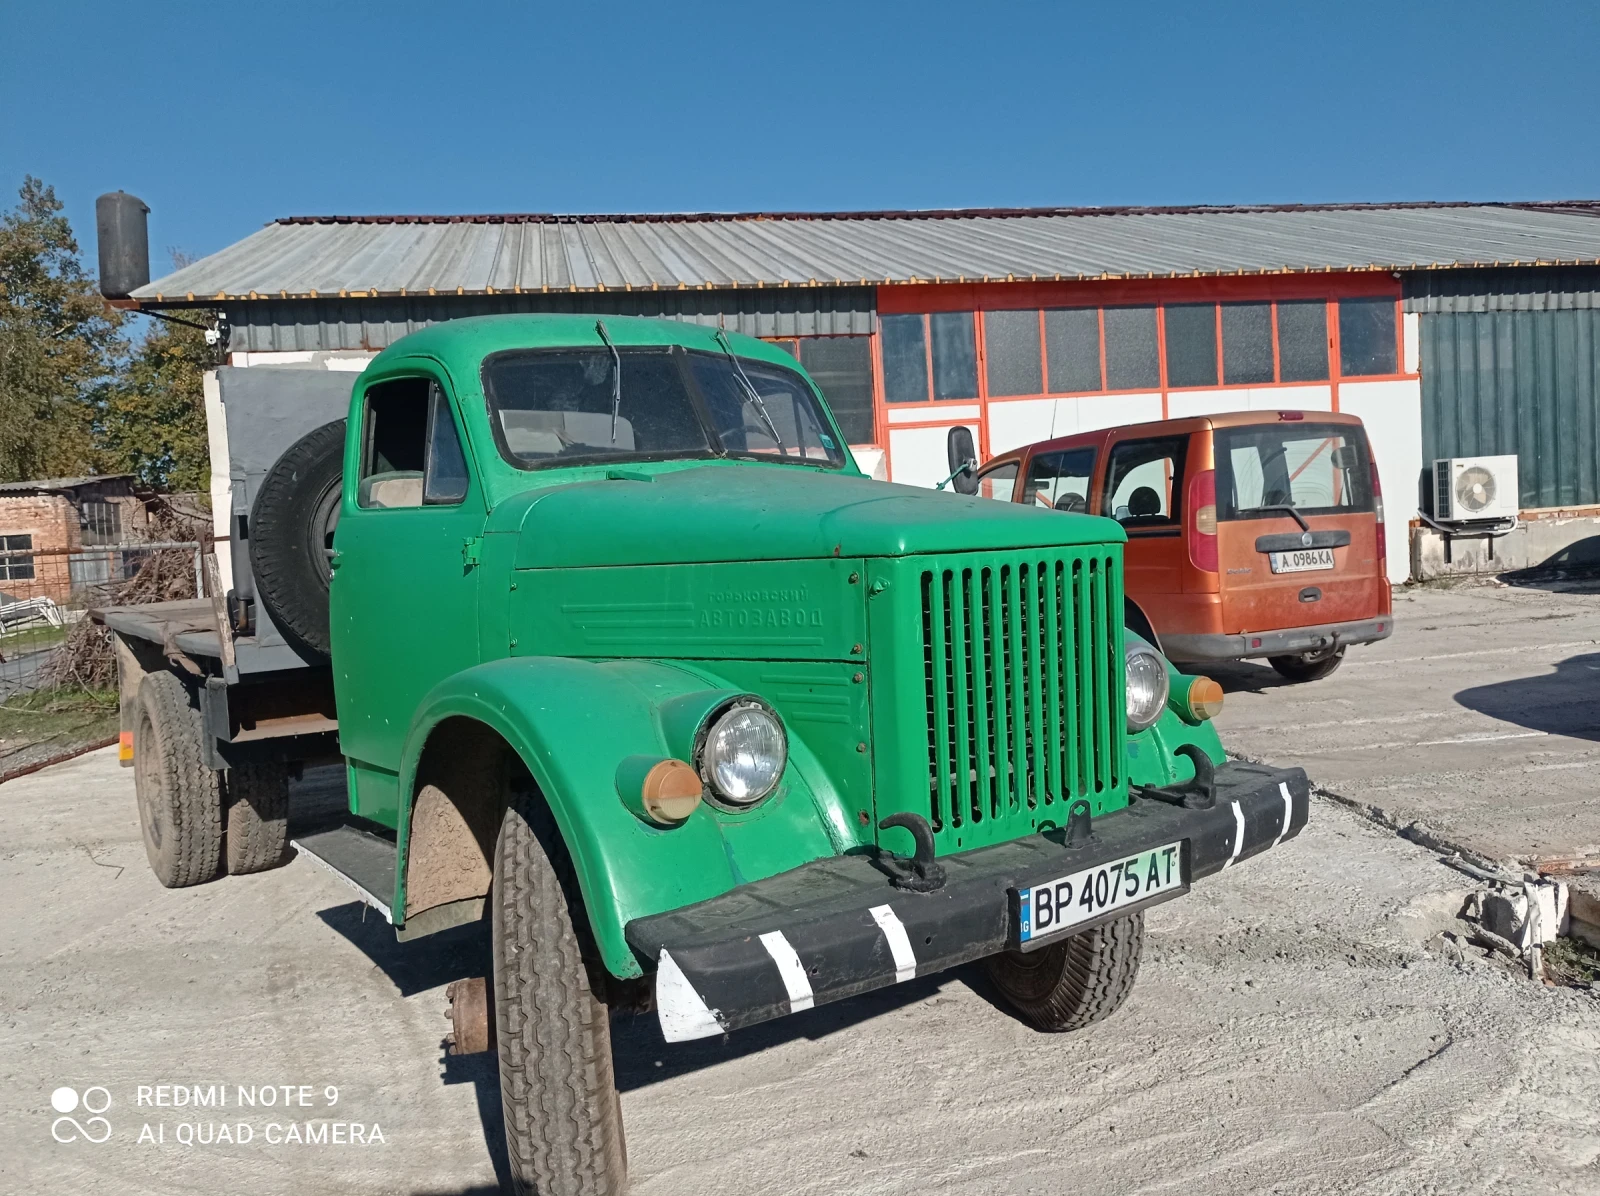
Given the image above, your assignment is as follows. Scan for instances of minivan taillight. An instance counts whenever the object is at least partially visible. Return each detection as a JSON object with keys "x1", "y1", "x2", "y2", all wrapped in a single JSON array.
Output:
[
  {"x1": 1371, "y1": 458, "x2": 1386, "y2": 561},
  {"x1": 1188, "y1": 469, "x2": 1217, "y2": 572}
]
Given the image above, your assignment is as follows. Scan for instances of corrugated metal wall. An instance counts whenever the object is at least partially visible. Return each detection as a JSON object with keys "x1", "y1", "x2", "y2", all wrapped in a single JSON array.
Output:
[
  {"x1": 1409, "y1": 267, "x2": 1600, "y2": 510},
  {"x1": 224, "y1": 288, "x2": 876, "y2": 352},
  {"x1": 1419, "y1": 307, "x2": 1600, "y2": 509}
]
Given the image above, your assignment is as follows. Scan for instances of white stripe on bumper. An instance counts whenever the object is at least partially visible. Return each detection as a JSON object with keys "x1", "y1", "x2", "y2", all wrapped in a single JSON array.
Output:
[
  {"x1": 655, "y1": 950, "x2": 725, "y2": 1043},
  {"x1": 758, "y1": 930, "x2": 815, "y2": 1013},
  {"x1": 869, "y1": 904, "x2": 918, "y2": 983}
]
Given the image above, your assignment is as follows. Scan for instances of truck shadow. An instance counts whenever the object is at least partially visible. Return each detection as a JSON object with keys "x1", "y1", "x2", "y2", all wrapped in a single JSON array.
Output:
[
  {"x1": 319, "y1": 896, "x2": 962, "y2": 1187},
  {"x1": 1453, "y1": 651, "x2": 1600, "y2": 742},
  {"x1": 316, "y1": 905, "x2": 512, "y2": 1193},
  {"x1": 610, "y1": 967, "x2": 968, "y2": 1091}
]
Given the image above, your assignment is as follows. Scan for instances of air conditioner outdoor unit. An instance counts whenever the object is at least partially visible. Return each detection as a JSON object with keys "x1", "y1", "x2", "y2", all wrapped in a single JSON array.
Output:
[{"x1": 1432, "y1": 455, "x2": 1520, "y2": 522}]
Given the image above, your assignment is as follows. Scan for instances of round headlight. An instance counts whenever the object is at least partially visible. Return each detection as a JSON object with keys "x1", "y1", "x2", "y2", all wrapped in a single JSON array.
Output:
[
  {"x1": 1125, "y1": 644, "x2": 1170, "y2": 733},
  {"x1": 699, "y1": 701, "x2": 787, "y2": 807}
]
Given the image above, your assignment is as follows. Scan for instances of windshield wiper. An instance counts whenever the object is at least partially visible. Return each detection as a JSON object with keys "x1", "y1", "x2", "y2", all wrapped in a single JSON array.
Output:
[
  {"x1": 595, "y1": 320, "x2": 623, "y2": 443},
  {"x1": 714, "y1": 329, "x2": 785, "y2": 452},
  {"x1": 1246, "y1": 503, "x2": 1310, "y2": 531}
]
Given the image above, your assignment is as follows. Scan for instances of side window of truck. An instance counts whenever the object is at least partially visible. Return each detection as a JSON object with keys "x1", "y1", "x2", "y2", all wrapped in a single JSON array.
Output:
[
  {"x1": 1023, "y1": 447, "x2": 1096, "y2": 512},
  {"x1": 1104, "y1": 436, "x2": 1188, "y2": 531},
  {"x1": 358, "y1": 378, "x2": 469, "y2": 509}
]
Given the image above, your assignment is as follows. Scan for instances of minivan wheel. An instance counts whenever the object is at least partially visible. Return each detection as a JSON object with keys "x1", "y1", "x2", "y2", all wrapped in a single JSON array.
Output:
[
  {"x1": 492, "y1": 796, "x2": 627, "y2": 1196},
  {"x1": 1268, "y1": 645, "x2": 1346, "y2": 682},
  {"x1": 985, "y1": 912, "x2": 1144, "y2": 1032}
]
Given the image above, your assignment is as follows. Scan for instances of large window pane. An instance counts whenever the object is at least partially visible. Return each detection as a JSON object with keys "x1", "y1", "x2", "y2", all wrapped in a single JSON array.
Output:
[
  {"x1": 1276, "y1": 301, "x2": 1329, "y2": 381},
  {"x1": 1045, "y1": 308, "x2": 1102, "y2": 393},
  {"x1": 930, "y1": 311, "x2": 979, "y2": 400},
  {"x1": 798, "y1": 336, "x2": 875, "y2": 446},
  {"x1": 1339, "y1": 297, "x2": 1398, "y2": 376},
  {"x1": 984, "y1": 309, "x2": 1043, "y2": 397},
  {"x1": 1103, "y1": 306, "x2": 1160, "y2": 390},
  {"x1": 1164, "y1": 303, "x2": 1218, "y2": 388},
  {"x1": 1222, "y1": 303, "x2": 1273, "y2": 384},
  {"x1": 881, "y1": 314, "x2": 929, "y2": 404}
]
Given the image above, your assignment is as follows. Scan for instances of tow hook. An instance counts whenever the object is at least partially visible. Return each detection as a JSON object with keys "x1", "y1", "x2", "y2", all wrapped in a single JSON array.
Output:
[
  {"x1": 444, "y1": 977, "x2": 495, "y2": 1055},
  {"x1": 1137, "y1": 744, "x2": 1218, "y2": 811},
  {"x1": 877, "y1": 812, "x2": 947, "y2": 892}
]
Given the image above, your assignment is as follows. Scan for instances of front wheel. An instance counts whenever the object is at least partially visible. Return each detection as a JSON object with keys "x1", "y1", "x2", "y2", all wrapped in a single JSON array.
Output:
[
  {"x1": 1268, "y1": 644, "x2": 1346, "y2": 682},
  {"x1": 492, "y1": 797, "x2": 627, "y2": 1196},
  {"x1": 985, "y1": 912, "x2": 1144, "y2": 1032}
]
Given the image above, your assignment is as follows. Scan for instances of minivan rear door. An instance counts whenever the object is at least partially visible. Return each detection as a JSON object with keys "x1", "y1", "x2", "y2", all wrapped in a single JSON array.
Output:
[{"x1": 1213, "y1": 421, "x2": 1383, "y2": 633}]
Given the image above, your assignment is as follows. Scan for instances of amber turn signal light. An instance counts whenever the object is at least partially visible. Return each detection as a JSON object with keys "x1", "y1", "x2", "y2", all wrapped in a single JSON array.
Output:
[
  {"x1": 1185, "y1": 676, "x2": 1225, "y2": 721},
  {"x1": 640, "y1": 758, "x2": 704, "y2": 824}
]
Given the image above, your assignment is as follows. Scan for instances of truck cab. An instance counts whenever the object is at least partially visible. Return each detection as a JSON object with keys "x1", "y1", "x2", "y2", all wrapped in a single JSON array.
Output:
[{"x1": 117, "y1": 315, "x2": 1310, "y2": 1196}]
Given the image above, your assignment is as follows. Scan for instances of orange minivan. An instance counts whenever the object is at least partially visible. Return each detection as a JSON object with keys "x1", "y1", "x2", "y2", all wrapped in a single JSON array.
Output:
[{"x1": 971, "y1": 411, "x2": 1393, "y2": 681}]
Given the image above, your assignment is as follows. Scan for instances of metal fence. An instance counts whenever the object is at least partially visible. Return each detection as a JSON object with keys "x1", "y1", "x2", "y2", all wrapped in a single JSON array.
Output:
[{"x1": 0, "y1": 541, "x2": 205, "y2": 702}]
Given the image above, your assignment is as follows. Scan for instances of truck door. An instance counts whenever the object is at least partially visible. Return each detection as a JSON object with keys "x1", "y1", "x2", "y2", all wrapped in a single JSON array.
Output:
[{"x1": 330, "y1": 368, "x2": 485, "y2": 824}]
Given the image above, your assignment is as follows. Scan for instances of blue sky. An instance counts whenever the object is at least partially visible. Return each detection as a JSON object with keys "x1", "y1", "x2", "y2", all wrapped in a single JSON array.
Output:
[{"x1": 5, "y1": 1, "x2": 1599, "y2": 280}]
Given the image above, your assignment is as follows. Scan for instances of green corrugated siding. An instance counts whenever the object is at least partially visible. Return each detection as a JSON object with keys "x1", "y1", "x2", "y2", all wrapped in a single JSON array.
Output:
[{"x1": 1420, "y1": 308, "x2": 1600, "y2": 509}]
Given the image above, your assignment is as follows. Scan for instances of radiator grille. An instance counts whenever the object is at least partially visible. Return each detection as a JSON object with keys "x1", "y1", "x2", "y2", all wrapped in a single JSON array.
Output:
[{"x1": 918, "y1": 553, "x2": 1121, "y2": 848}]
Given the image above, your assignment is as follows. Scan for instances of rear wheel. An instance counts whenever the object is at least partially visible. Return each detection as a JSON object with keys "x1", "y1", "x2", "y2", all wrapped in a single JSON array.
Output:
[
  {"x1": 133, "y1": 670, "x2": 223, "y2": 888},
  {"x1": 223, "y1": 759, "x2": 290, "y2": 874},
  {"x1": 1268, "y1": 644, "x2": 1346, "y2": 682},
  {"x1": 985, "y1": 912, "x2": 1144, "y2": 1032},
  {"x1": 492, "y1": 796, "x2": 627, "y2": 1196}
]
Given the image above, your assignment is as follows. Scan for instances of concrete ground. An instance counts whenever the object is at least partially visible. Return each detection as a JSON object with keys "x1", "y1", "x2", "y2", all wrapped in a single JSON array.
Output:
[
  {"x1": 1214, "y1": 576, "x2": 1600, "y2": 866},
  {"x1": 3, "y1": 580, "x2": 1599, "y2": 1196}
]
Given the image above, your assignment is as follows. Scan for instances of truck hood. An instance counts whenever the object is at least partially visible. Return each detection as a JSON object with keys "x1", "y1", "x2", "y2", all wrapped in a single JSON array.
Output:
[{"x1": 506, "y1": 464, "x2": 1123, "y2": 569}]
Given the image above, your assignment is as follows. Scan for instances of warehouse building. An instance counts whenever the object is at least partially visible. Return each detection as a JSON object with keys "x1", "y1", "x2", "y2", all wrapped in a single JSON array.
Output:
[{"x1": 118, "y1": 201, "x2": 1600, "y2": 583}]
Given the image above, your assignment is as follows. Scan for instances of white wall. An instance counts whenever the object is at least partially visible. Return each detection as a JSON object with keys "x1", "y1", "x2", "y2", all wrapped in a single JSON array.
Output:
[
  {"x1": 1338, "y1": 378, "x2": 1423, "y2": 584},
  {"x1": 887, "y1": 423, "x2": 981, "y2": 489}
]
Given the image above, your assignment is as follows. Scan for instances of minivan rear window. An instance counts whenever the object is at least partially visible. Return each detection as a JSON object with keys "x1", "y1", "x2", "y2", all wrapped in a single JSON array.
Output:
[{"x1": 1215, "y1": 423, "x2": 1373, "y2": 521}]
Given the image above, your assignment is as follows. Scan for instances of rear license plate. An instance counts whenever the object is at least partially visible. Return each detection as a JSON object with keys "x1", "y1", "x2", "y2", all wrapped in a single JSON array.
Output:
[
  {"x1": 1017, "y1": 841, "x2": 1185, "y2": 945},
  {"x1": 1268, "y1": 548, "x2": 1335, "y2": 573}
]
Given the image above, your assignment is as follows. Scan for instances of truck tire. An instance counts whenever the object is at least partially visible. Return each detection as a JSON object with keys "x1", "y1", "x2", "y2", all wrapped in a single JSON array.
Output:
[
  {"x1": 249, "y1": 419, "x2": 345, "y2": 662},
  {"x1": 223, "y1": 759, "x2": 290, "y2": 874},
  {"x1": 1268, "y1": 645, "x2": 1345, "y2": 682},
  {"x1": 133, "y1": 670, "x2": 223, "y2": 888},
  {"x1": 492, "y1": 796, "x2": 627, "y2": 1196},
  {"x1": 985, "y1": 911, "x2": 1144, "y2": 1032}
]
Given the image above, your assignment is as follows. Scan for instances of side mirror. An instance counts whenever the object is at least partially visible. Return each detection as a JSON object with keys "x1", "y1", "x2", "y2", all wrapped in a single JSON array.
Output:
[
  {"x1": 947, "y1": 426, "x2": 979, "y2": 495},
  {"x1": 1330, "y1": 445, "x2": 1357, "y2": 470}
]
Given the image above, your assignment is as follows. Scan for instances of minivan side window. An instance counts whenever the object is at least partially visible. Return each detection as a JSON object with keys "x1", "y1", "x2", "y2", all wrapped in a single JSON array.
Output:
[
  {"x1": 359, "y1": 378, "x2": 470, "y2": 509},
  {"x1": 1104, "y1": 436, "x2": 1188, "y2": 531},
  {"x1": 1023, "y1": 447, "x2": 1096, "y2": 512},
  {"x1": 974, "y1": 461, "x2": 1018, "y2": 501}
]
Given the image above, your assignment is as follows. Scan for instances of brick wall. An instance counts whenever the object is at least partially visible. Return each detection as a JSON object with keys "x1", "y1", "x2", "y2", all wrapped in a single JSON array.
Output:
[{"x1": 0, "y1": 494, "x2": 77, "y2": 602}]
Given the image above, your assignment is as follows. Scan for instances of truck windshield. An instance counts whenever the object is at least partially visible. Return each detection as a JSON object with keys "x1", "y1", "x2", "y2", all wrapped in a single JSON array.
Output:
[
  {"x1": 482, "y1": 346, "x2": 844, "y2": 470},
  {"x1": 1214, "y1": 422, "x2": 1373, "y2": 521}
]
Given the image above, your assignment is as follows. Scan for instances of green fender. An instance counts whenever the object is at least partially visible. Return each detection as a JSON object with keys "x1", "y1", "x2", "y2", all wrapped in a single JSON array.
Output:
[
  {"x1": 394, "y1": 655, "x2": 858, "y2": 979},
  {"x1": 1125, "y1": 641, "x2": 1227, "y2": 788}
]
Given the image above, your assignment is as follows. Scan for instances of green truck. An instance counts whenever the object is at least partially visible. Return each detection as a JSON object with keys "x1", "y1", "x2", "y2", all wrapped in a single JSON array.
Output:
[{"x1": 111, "y1": 314, "x2": 1308, "y2": 1196}]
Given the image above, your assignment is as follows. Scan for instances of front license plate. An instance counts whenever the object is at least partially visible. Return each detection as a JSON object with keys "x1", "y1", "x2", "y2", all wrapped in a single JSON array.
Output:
[
  {"x1": 1017, "y1": 841, "x2": 1185, "y2": 945},
  {"x1": 1269, "y1": 548, "x2": 1335, "y2": 573}
]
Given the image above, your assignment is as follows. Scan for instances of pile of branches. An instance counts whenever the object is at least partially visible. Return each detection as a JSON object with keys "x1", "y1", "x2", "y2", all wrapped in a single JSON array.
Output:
[{"x1": 41, "y1": 499, "x2": 206, "y2": 693}]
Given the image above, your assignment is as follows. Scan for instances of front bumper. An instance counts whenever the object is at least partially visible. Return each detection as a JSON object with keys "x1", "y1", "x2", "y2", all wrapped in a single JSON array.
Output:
[
  {"x1": 627, "y1": 760, "x2": 1310, "y2": 1042},
  {"x1": 1162, "y1": 616, "x2": 1392, "y2": 663}
]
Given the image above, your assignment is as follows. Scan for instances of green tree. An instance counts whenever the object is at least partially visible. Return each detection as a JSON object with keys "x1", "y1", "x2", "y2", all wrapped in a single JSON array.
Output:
[
  {"x1": 0, "y1": 176, "x2": 125, "y2": 481},
  {"x1": 96, "y1": 298, "x2": 214, "y2": 492}
]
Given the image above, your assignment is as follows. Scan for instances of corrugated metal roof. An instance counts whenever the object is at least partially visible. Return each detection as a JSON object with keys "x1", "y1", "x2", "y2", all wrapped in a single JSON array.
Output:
[
  {"x1": 131, "y1": 201, "x2": 1600, "y2": 305},
  {"x1": 0, "y1": 475, "x2": 133, "y2": 494}
]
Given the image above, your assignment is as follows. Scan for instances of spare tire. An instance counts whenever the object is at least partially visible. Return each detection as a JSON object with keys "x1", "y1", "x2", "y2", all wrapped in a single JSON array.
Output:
[{"x1": 250, "y1": 420, "x2": 346, "y2": 661}]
